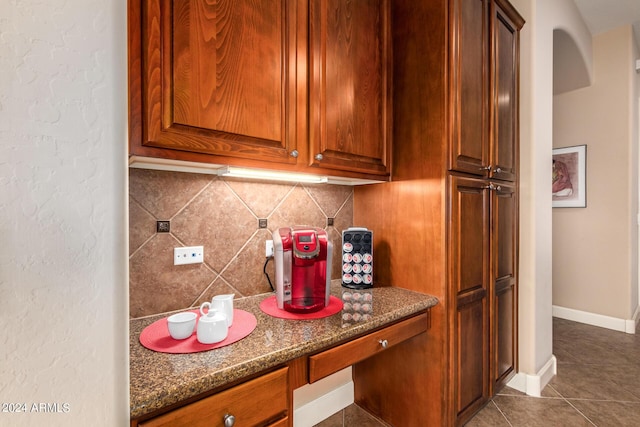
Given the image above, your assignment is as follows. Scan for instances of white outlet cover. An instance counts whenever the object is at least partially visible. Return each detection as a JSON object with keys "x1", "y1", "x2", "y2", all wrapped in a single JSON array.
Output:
[{"x1": 174, "y1": 246, "x2": 204, "y2": 265}]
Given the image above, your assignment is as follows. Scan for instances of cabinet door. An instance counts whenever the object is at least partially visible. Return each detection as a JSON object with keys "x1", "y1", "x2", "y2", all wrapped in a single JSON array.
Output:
[
  {"x1": 449, "y1": 176, "x2": 490, "y2": 422},
  {"x1": 130, "y1": 0, "x2": 299, "y2": 164},
  {"x1": 450, "y1": 0, "x2": 490, "y2": 176},
  {"x1": 491, "y1": 182, "x2": 518, "y2": 389},
  {"x1": 490, "y1": 0, "x2": 521, "y2": 182},
  {"x1": 308, "y1": 0, "x2": 391, "y2": 177}
]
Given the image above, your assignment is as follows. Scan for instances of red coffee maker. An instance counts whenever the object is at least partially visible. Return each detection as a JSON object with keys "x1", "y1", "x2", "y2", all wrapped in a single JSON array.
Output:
[{"x1": 273, "y1": 226, "x2": 333, "y2": 313}]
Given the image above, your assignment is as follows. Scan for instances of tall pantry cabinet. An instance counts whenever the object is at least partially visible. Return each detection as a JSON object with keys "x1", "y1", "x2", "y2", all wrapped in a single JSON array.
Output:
[{"x1": 352, "y1": 0, "x2": 523, "y2": 426}]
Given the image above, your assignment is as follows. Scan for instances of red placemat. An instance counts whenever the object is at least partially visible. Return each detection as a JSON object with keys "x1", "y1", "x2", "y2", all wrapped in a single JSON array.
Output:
[
  {"x1": 139, "y1": 309, "x2": 257, "y2": 354},
  {"x1": 259, "y1": 295, "x2": 343, "y2": 319}
]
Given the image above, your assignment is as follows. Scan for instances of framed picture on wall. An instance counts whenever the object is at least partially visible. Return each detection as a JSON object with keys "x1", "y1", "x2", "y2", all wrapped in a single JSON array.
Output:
[{"x1": 552, "y1": 145, "x2": 587, "y2": 208}]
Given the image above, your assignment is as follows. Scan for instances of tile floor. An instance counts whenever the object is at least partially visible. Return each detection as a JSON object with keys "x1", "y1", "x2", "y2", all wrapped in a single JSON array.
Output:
[
  {"x1": 315, "y1": 317, "x2": 640, "y2": 426},
  {"x1": 467, "y1": 317, "x2": 640, "y2": 426},
  {"x1": 315, "y1": 403, "x2": 392, "y2": 427}
]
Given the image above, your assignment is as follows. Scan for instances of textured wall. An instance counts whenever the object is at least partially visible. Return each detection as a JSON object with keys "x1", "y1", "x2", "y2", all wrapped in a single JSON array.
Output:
[
  {"x1": 129, "y1": 168, "x2": 354, "y2": 318},
  {"x1": 0, "y1": 1, "x2": 128, "y2": 425}
]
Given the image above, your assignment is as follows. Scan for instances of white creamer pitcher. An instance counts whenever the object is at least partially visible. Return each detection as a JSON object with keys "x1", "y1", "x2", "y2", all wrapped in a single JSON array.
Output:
[{"x1": 211, "y1": 294, "x2": 235, "y2": 327}]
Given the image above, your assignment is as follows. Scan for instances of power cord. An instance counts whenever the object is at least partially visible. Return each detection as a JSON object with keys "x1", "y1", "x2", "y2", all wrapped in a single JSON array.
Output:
[{"x1": 263, "y1": 257, "x2": 274, "y2": 291}]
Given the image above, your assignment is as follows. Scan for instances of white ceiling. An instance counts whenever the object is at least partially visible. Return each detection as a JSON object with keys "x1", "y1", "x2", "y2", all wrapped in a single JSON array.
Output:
[{"x1": 573, "y1": 0, "x2": 640, "y2": 46}]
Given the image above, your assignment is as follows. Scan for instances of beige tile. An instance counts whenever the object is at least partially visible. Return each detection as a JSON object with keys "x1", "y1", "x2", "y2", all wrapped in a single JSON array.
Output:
[
  {"x1": 269, "y1": 185, "x2": 327, "y2": 232},
  {"x1": 551, "y1": 337, "x2": 583, "y2": 364},
  {"x1": 129, "y1": 196, "x2": 156, "y2": 255},
  {"x1": 224, "y1": 178, "x2": 295, "y2": 218},
  {"x1": 496, "y1": 385, "x2": 526, "y2": 396},
  {"x1": 304, "y1": 184, "x2": 354, "y2": 217},
  {"x1": 333, "y1": 193, "x2": 354, "y2": 233},
  {"x1": 492, "y1": 395, "x2": 594, "y2": 426},
  {"x1": 344, "y1": 404, "x2": 390, "y2": 426},
  {"x1": 129, "y1": 168, "x2": 212, "y2": 219},
  {"x1": 129, "y1": 233, "x2": 217, "y2": 318},
  {"x1": 314, "y1": 409, "x2": 344, "y2": 427},
  {"x1": 192, "y1": 276, "x2": 242, "y2": 308},
  {"x1": 464, "y1": 401, "x2": 510, "y2": 426},
  {"x1": 541, "y1": 384, "x2": 564, "y2": 398},
  {"x1": 331, "y1": 194, "x2": 355, "y2": 280},
  {"x1": 172, "y1": 179, "x2": 257, "y2": 272},
  {"x1": 598, "y1": 363, "x2": 640, "y2": 400},
  {"x1": 467, "y1": 317, "x2": 640, "y2": 426},
  {"x1": 129, "y1": 169, "x2": 355, "y2": 317},
  {"x1": 553, "y1": 318, "x2": 640, "y2": 352},
  {"x1": 549, "y1": 363, "x2": 639, "y2": 401},
  {"x1": 554, "y1": 336, "x2": 637, "y2": 367},
  {"x1": 569, "y1": 399, "x2": 640, "y2": 427},
  {"x1": 311, "y1": 404, "x2": 389, "y2": 427},
  {"x1": 220, "y1": 229, "x2": 276, "y2": 297},
  {"x1": 326, "y1": 226, "x2": 346, "y2": 279}
]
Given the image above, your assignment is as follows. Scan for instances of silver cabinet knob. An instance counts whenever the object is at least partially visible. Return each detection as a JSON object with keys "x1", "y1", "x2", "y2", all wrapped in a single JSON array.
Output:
[
  {"x1": 224, "y1": 414, "x2": 236, "y2": 427},
  {"x1": 314, "y1": 153, "x2": 324, "y2": 161},
  {"x1": 493, "y1": 167, "x2": 503, "y2": 174},
  {"x1": 379, "y1": 339, "x2": 388, "y2": 348},
  {"x1": 479, "y1": 165, "x2": 492, "y2": 171},
  {"x1": 290, "y1": 150, "x2": 299, "y2": 158}
]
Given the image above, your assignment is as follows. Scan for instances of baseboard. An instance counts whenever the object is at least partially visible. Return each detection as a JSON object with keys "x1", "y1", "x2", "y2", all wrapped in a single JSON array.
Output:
[
  {"x1": 553, "y1": 305, "x2": 638, "y2": 334},
  {"x1": 507, "y1": 355, "x2": 557, "y2": 397},
  {"x1": 293, "y1": 368, "x2": 354, "y2": 427}
]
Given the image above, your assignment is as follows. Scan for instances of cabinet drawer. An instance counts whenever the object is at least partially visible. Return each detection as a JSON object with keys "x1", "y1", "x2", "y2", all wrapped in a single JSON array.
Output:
[
  {"x1": 267, "y1": 418, "x2": 289, "y2": 427},
  {"x1": 139, "y1": 367, "x2": 288, "y2": 427},
  {"x1": 309, "y1": 312, "x2": 430, "y2": 383}
]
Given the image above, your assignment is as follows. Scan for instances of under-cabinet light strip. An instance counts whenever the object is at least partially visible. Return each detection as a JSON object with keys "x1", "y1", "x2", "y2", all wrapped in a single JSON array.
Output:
[{"x1": 217, "y1": 166, "x2": 329, "y2": 184}]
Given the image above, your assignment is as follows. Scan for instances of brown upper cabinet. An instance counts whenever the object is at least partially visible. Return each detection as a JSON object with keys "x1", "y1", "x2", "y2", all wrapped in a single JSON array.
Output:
[
  {"x1": 491, "y1": 1, "x2": 520, "y2": 182},
  {"x1": 308, "y1": 0, "x2": 392, "y2": 176},
  {"x1": 128, "y1": 0, "x2": 391, "y2": 181},
  {"x1": 449, "y1": 0, "x2": 519, "y2": 182}
]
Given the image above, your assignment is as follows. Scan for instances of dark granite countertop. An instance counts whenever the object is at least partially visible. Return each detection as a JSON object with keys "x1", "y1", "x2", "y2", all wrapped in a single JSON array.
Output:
[{"x1": 130, "y1": 282, "x2": 438, "y2": 419}]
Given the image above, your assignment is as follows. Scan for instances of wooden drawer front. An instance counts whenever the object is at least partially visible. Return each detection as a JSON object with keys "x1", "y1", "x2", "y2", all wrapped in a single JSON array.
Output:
[
  {"x1": 267, "y1": 417, "x2": 289, "y2": 427},
  {"x1": 140, "y1": 368, "x2": 288, "y2": 427},
  {"x1": 309, "y1": 312, "x2": 430, "y2": 383}
]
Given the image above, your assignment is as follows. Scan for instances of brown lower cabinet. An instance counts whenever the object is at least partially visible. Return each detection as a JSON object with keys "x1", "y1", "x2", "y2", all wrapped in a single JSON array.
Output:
[
  {"x1": 137, "y1": 368, "x2": 289, "y2": 427},
  {"x1": 131, "y1": 312, "x2": 430, "y2": 427},
  {"x1": 353, "y1": 165, "x2": 519, "y2": 427},
  {"x1": 450, "y1": 176, "x2": 519, "y2": 421}
]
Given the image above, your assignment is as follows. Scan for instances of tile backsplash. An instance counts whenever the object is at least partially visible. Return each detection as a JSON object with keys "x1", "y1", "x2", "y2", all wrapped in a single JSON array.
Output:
[{"x1": 129, "y1": 168, "x2": 354, "y2": 318}]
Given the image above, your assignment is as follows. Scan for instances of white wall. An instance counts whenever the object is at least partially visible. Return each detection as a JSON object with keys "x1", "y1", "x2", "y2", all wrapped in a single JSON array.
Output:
[
  {"x1": 553, "y1": 25, "x2": 640, "y2": 332},
  {"x1": 508, "y1": 0, "x2": 593, "y2": 395},
  {"x1": 0, "y1": 1, "x2": 129, "y2": 426}
]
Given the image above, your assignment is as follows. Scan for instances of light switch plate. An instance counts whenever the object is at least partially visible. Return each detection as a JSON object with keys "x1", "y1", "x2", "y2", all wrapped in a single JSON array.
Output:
[{"x1": 174, "y1": 246, "x2": 204, "y2": 265}]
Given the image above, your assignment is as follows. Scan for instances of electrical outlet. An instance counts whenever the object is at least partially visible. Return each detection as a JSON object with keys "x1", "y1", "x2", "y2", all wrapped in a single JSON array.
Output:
[
  {"x1": 156, "y1": 220, "x2": 170, "y2": 233},
  {"x1": 174, "y1": 246, "x2": 204, "y2": 265},
  {"x1": 265, "y1": 240, "x2": 274, "y2": 258}
]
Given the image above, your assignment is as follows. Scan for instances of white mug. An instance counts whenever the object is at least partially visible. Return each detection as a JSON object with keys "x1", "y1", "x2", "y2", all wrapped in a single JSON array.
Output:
[
  {"x1": 210, "y1": 294, "x2": 235, "y2": 327},
  {"x1": 167, "y1": 311, "x2": 197, "y2": 340},
  {"x1": 197, "y1": 303, "x2": 228, "y2": 344}
]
